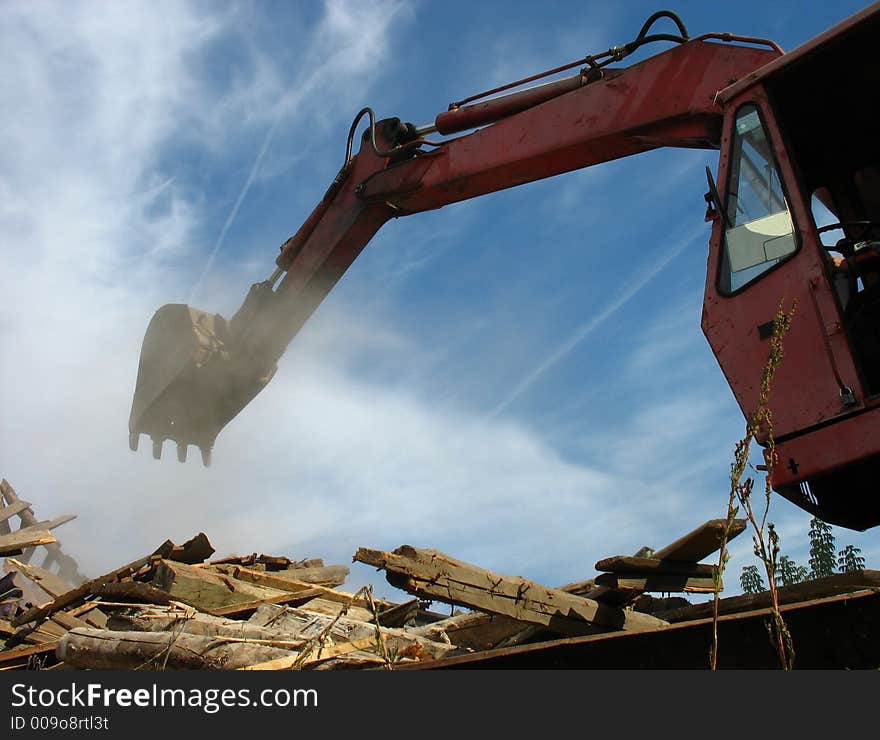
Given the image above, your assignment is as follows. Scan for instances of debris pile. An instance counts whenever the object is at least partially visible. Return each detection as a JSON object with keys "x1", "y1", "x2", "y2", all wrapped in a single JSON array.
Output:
[{"x1": 3, "y1": 477, "x2": 880, "y2": 669}]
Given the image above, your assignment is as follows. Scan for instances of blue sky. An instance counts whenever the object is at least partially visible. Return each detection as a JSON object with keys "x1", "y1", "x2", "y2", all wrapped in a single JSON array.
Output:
[{"x1": 1, "y1": 0, "x2": 878, "y2": 604}]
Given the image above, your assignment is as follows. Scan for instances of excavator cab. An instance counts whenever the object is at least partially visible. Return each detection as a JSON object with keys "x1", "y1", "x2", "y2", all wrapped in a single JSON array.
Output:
[{"x1": 702, "y1": 7, "x2": 880, "y2": 530}]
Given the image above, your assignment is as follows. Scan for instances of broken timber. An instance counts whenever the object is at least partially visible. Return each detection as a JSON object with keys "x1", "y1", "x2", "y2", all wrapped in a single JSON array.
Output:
[
  {"x1": 1, "y1": 479, "x2": 84, "y2": 584},
  {"x1": 57, "y1": 628, "x2": 296, "y2": 670},
  {"x1": 582, "y1": 519, "x2": 746, "y2": 596},
  {"x1": 354, "y1": 545, "x2": 667, "y2": 635},
  {"x1": 651, "y1": 519, "x2": 746, "y2": 562}
]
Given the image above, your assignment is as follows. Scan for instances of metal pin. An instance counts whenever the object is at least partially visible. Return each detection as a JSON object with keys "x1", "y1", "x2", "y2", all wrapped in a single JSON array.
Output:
[
  {"x1": 177, "y1": 443, "x2": 188, "y2": 463},
  {"x1": 152, "y1": 438, "x2": 163, "y2": 460},
  {"x1": 200, "y1": 447, "x2": 212, "y2": 467},
  {"x1": 129, "y1": 433, "x2": 139, "y2": 452}
]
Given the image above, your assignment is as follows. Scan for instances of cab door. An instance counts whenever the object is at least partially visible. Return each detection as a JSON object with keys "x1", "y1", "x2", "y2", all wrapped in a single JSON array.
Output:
[{"x1": 702, "y1": 96, "x2": 862, "y2": 445}]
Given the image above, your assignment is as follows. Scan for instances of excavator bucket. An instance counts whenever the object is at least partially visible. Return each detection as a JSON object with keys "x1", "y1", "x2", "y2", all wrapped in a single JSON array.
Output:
[{"x1": 128, "y1": 304, "x2": 276, "y2": 465}]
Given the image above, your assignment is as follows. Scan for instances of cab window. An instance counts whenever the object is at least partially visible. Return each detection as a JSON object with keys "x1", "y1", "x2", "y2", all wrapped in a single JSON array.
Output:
[{"x1": 720, "y1": 105, "x2": 796, "y2": 293}]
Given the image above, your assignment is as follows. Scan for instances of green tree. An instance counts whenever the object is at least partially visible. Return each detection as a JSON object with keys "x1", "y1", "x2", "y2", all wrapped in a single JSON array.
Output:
[
  {"x1": 740, "y1": 564, "x2": 765, "y2": 594},
  {"x1": 777, "y1": 554, "x2": 808, "y2": 586},
  {"x1": 837, "y1": 544, "x2": 865, "y2": 573},
  {"x1": 808, "y1": 517, "x2": 837, "y2": 579}
]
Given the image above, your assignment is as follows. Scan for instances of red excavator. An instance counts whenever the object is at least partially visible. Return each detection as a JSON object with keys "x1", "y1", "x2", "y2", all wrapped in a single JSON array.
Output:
[{"x1": 129, "y1": 6, "x2": 880, "y2": 531}]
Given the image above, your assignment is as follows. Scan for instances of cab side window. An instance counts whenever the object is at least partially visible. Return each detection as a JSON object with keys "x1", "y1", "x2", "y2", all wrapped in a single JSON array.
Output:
[{"x1": 720, "y1": 105, "x2": 797, "y2": 293}]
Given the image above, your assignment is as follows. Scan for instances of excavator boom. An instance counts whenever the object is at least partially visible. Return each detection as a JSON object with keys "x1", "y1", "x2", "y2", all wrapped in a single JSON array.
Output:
[{"x1": 130, "y1": 19, "x2": 780, "y2": 465}]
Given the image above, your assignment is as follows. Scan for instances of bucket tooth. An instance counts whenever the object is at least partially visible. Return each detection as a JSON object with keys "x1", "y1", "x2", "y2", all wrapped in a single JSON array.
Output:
[
  {"x1": 177, "y1": 443, "x2": 188, "y2": 463},
  {"x1": 200, "y1": 446, "x2": 212, "y2": 467},
  {"x1": 152, "y1": 438, "x2": 163, "y2": 460},
  {"x1": 129, "y1": 432, "x2": 140, "y2": 452}
]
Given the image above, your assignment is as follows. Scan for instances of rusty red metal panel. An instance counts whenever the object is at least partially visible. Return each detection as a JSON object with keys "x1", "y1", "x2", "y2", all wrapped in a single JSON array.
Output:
[
  {"x1": 359, "y1": 40, "x2": 779, "y2": 213},
  {"x1": 701, "y1": 87, "x2": 864, "y2": 438},
  {"x1": 271, "y1": 38, "x2": 779, "y2": 354}
]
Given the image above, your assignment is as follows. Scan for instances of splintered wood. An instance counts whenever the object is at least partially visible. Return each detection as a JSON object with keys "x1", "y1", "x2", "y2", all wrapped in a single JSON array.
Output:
[
  {"x1": 8, "y1": 477, "x2": 866, "y2": 671},
  {"x1": 0, "y1": 510, "x2": 754, "y2": 669},
  {"x1": 353, "y1": 545, "x2": 668, "y2": 634}
]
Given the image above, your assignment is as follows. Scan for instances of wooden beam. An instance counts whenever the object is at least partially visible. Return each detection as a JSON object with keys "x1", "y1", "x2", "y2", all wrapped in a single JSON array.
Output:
[
  {"x1": 0, "y1": 529, "x2": 56, "y2": 555},
  {"x1": 0, "y1": 500, "x2": 33, "y2": 524},
  {"x1": 151, "y1": 560, "x2": 289, "y2": 612},
  {"x1": 208, "y1": 590, "x2": 322, "y2": 618},
  {"x1": 594, "y1": 572, "x2": 720, "y2": 594},
  {"x1": 237, "y1": 637, "x2": 383, "y2": 670},
  {"x1": 247, "y1": 603, "x2": 463, "y2": 663},
  {"x1": 0, "y1": 641, "x2": 59, "y2": 670},
  {"x1": 377, "y1": 598, "x2": 420, "y2": 628},
  {"x1": 594, "y1": 555, "x2": 717, "y2": 576},
  {"x1": 15, "y1": 515, "x2": 77, "y2": 534},
  {"x1": 210, "y1": 564, "x2": 390, "y2": 610},
  {"x1": 6, "y1": 558, "x2": 74, "y2": 598},
  {"x1": 354, "y1": 545, "x2": 667, "y2": 635},
  {"x1": 90, "y1": 581, "x2": 172, "y2": 605},
  {"x1": 50, "y1": 610, "x2": 93, "y2": 632},
  {"x1": 12, "y1": 554, "x2": 159, "y2": 626},
  {"x1": 0, "y1": 479, "x2": 87, "y2": 585},
  {"x1": 293, "y1": 596, "x2": 375, "y2": 623},
  {"x1": 409, "y1": 611, "x2": 542, "y2": 651},
  {"x1": 656, "y1": 570, "x2": 880, "y2": 622},
  {"x1": 650, "y1": 519, "x2": 746, "y2": 563},
  {"x1": 166, "y1": 532, "x2": 215, "y2": 564},
  {"x1": 57, "y1": 628, "x2": 296, "y2": 670},
  {"x1": 267, "y1": 564, "x2": 349, "y2": 587}
]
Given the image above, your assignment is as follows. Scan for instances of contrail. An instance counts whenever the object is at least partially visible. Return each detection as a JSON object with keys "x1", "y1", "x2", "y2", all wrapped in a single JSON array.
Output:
[
  {"x1": 489, "y1": 227, "x2": 702, "y2": 417},
  {"x1": 186, "y1": 3, "x2": 404, "y2": 303},
  {"x1": 188, "y1": 115, "x2": 283, "y2": 303}
]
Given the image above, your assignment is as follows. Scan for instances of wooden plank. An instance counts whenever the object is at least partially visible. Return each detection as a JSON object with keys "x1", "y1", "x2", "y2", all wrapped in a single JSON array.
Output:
[
  {"x1": 12, "y1": 554, "x2": 159, "y2": 626},
  {"x1": 167, "y1": 532, "x2": 215, "y2": 564},
  {"x1": 0, "y1": 641, "x2": 59, "y2": 669},
  {"x1": 409, "y1": 611, "x2": 543, "y2": 651},
  {"x1": 238, "y1": 637, "x2": 381, "y2": 670},
  {"x1": 6, "y1": 558, "x2": 74, "y2": 598},
  {"x1": 247, "y1": 603, "x2": 463, "y2": 662},
  {"x1": 295, "y1": 597, "x2": 375, "y2": 623},
  {"x1": 81, "y1": 608, "x2": 108, "y2": 629},
  {"x1": 210, "y1": 565, "x2": 389, "y2": 610},
  {"x1": 594, "y1": 555, "x2": 717, "y2": 576},
  {"x1": 655, "y1": 570, "x2": 880, "y2": 622},
  {"x1": 268, "y1": 565, "x2": 349, "y2": 587},
  {"x1": 51, "y1": 611, "x2": 93, "y2": 632},
  {"x1": 26, "y1": 618, "x2": 67, "y2": 638},
  {"x1": 0, "y1": 500, "x2": 33, "y2": 524},
  {"x1": 0, "y1": 529, "x2": 56, "y2": 554},
  {"x1": 208, "y1": 564, "x2": 321, "y2": 594},
  {"x1": 208, "y1": 590, "x2": 322, "y2": 618},
  {"x1": 152, "y1": 560, "x2": 288, "y2": 612},
  {"x1": 106, "y1": 601, "x2": 391, "y2": 671},
  {"x1": 0, "y1": 480, "x2": 87, "y2": 585},
  {"x1": 354, "y1": 545, "x2": 667, "y2": 635},
  {"x1": 0, "y1": 479, "x2": 21, "y2": 507},
  {"x1": 650, "y1": 519, "x2": 747, "y2": 563},
  {"x1": 594, "y1": 572, "x2": 720, "y2": 594},
  {"x1": 15, "y1": 515, "x2": 77, "y2": 534},
  {"x1": 90, "y1": 581, "x2": 171, "y2": 605},
  {"x1": 57, "y1": 628, "x2": 296, "y2": 670},
  {"x1": 377, "y1": 598, "x2": 420, "y2": 628}
]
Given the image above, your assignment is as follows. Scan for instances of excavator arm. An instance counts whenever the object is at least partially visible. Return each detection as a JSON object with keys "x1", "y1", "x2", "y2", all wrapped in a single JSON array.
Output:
[{"x1": 129, "y1": 15, "x2": 781, "y2": 465}]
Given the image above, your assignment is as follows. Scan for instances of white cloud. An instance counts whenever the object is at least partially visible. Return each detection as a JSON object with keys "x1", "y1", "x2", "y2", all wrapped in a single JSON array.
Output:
[{"x1": 0, "y1": 0, "x2": 647, "y2": 596}]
